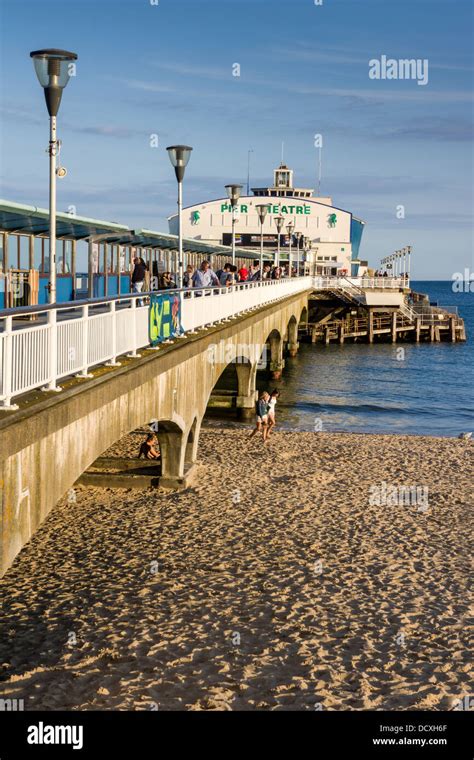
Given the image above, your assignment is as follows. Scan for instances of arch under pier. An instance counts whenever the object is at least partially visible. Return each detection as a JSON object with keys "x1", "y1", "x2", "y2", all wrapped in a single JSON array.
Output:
[{"x1": 0, "y1": 289, "x2": 310, "y2": 575}]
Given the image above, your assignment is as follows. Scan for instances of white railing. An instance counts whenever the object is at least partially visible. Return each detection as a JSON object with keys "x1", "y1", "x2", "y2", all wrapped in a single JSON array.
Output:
[
  {"x1": 0, "y1": 277, "x2": 313, "y2": 409},
  {"x1": 0, "y1": 274, "x2": 413, "y2": 410},
  {"x1": 312, "y1": 276, "x2": 405, "y2": 291}
]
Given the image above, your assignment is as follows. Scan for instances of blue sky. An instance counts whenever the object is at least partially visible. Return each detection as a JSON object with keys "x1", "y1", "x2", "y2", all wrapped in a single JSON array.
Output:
[{"x1": 0, "y1": 0, "x2": 472, "y2": 278}]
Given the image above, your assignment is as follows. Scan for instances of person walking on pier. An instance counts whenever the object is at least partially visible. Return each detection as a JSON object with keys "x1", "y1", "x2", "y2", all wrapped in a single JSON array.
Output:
[
  {"x1": 183, "y1": 265, "x2": 194, "y2": 292},
  {"x1": 249, "y1": 260, "x2": 261, "y2": 281},
  {"x1": 249, "y1": 391, "x2": 270, "y2": 442},
  {"x1": 192, "y1": 260, "x2": 219, "y2": 294},
  {"x1": 219, "y1": 263, "x2": 233, "y2": 287},
  {"x1": 161, "y1": 271, "x2": 176, "y2": 289},
  {"x1": 131, "y1": 256, "x2": 147, "y2": 306}
]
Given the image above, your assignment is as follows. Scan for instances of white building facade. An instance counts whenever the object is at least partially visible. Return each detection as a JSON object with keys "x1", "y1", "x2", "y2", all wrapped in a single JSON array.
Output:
[{"x1": 168, "y1": 163, "x2": 366, "y2": 275}]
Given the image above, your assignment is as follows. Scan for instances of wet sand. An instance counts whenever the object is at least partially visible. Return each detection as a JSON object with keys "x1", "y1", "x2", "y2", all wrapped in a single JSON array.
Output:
[{"x1": 0, "y1": 429, "x2": 472, "y2": 711}]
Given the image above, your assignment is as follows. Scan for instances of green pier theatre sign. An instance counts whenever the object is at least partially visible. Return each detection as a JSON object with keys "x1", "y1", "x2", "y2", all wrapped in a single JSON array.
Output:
[{"x1": 220, "y1": 203, "x2": 312, "y2": 215}]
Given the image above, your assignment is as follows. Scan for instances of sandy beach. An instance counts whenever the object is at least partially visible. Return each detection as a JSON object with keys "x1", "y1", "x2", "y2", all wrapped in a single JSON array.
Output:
[{"x1": 0, "y1": 428, "x2": 472, "y2": 711}]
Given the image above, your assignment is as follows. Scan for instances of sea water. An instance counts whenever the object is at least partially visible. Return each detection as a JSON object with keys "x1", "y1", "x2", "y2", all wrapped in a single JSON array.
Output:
[{"x1": 271, "y1": 281, "x2": 473, "y2": 437}]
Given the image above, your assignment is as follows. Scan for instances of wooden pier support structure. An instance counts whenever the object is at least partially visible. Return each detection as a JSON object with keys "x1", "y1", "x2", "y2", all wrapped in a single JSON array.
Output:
[{"x1": 302, "y1": 306, "x2": 465, "y2": 347}]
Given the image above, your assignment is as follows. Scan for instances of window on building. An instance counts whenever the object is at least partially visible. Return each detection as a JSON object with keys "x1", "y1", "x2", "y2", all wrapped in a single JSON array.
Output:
[
  {"x1": 76, "y1": 239, "x2": 88, "y2": 273},
  {"x1": 56, "y1": 240, "x2": 66, "y2": 274},
  {"x1": 64, "y1": 240, "x2": 72, "y2": 274},
  {"x1": 19, "y1": 236, "x2": 30, "y2": 269},
  {"x1": 8, "y1": 235, "x2": 19, "y2": 268},
  {"x1": 34, "y1": 237, "x2": 43, "y2": 271}
]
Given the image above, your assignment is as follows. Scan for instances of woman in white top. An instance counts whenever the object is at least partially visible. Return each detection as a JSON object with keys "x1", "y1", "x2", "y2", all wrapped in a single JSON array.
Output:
[{"x1": 267, "y1": 389, "x2": 280, "y2": 436}]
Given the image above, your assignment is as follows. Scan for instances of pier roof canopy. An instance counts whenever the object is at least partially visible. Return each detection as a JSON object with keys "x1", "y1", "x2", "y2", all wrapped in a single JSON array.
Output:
[
  {"x1": 133, "y1": 228, "x2": 272, "y2": 260},
  {"x1": 0, "y1": 200, "x2": 130, "y2": 242},
  {"x1": 0, "y1": 200, "x2": 266, "y2": 259}
]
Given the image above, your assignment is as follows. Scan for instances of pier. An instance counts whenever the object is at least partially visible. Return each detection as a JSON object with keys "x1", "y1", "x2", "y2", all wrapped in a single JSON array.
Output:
[{"x1": 301, "y1": 278, "x2": 465, "y2": 345}]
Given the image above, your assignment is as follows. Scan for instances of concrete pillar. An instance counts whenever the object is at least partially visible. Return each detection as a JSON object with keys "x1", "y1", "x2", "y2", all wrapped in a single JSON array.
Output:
[
  {"x1": 158, "y1": 424, "x2": 186, "y2": 487},
  {"x1": 391, "y1": 312, "x2": 397, "y2": 343},
  {"x1": 270, "y1": 361, "x2": 284, "y2": 380},
  {"x1": 430, "y1": 324, "x2": 435, "y2": 343},
  {"x1": 236, "y1": 393, "x2": 257, "y2": 420},
  {"x1": 269, "y1": 333, "x2": 284, "y2": 379},
  {"x1": 185, "y1": 417, "x2": 202, "y2": 466},
  {"x1": 415, "y1": 318, "x2": 421, "y2": 343},
  {"x1": 235, "y1": 360, "x2": 257, "y2": 420},
  {"x1": 287, "y1": 319, "x2": 299, "y2": 356}
]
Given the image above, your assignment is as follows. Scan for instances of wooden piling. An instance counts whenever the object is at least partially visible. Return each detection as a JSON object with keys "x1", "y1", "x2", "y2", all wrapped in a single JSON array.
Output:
[
  {"x1": 368, "y1": 311, "x2": 374, "y2": 344},
  {"x1": 339, "y1": 324, "x2": 345, "y2": 344},
  {"x1": 450, "y1": 316, "x2": 456, "y2": 343},
  {"x1": 391, "y1": 312, "x2": 397, "y2": 343}
]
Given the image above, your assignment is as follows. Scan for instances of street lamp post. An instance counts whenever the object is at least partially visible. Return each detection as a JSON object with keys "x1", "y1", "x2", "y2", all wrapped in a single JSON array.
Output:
[
  {"x1": 295, "y1": 232, "x2": 303, "y2": 277},
  {"x1": 406, "y1": 245, "x2": 412, "y2": 281},
  {"x1": 166, "y1": 145, "x2": 193, "y2": 289},
  {"x1": 247, "y1": 149, "x2": 254, "y2": 195},
  {"x1": 313, "y1": 245, "x2": 319, "y2": 276},
  {"x1": 225, "y1": 183, "x2": 243, "y2": 267},
  {"x1": 304, "y1": 236, "x2": 311, "y2": 275},
  {"x1": 274, "y1": 214, "x2": 284, "y2": 268},
  {"x1": 255, "y1": 204, "x2": 269, "y2": 281},
  {"x1": 286, "y1": 221, "x2": 295, "y2": 277},
  {"x1": 30, "y1": 49, "x2": 77, "y2": 304}
]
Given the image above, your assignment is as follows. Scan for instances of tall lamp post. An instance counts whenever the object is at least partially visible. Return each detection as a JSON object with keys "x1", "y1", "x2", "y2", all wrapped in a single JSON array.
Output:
[
  {"x1": 304, "y1": 236, "x2": 311, "y2": 275},
  {"x1": 225, "y1": 183, "x2": 243, "y2": 267},
  {"x1": 255, "y1": 204, "x2": 269, "y2": 280},
  {"x1": 166, "y1": 145, "x2": 193, "y2": 288},
  {"x1": 286, "y1": 221, "x2": 295, "y2": 277},
  {"x1": 313, "y1": 245, "x2": 319, "y2": 276},
  {"x1": 274, "y1": 214, "x2": 284, "y2": 268},
  {"x1": 295, "y1": 232, "x2": 303, "y2": 277},
  {"x1": 406, "y1": 245, "x2": 412, "y2": 281},
  {"x1": 247, "y1": 148, "x2": 253, "y2": 195},
  {"x1": 30, "y1": 49, "x2": 77, "y2": 304}
]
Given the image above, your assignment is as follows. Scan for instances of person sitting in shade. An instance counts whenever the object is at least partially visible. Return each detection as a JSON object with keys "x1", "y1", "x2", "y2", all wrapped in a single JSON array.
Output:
[{"x1": 138, "y1": 433, "x2": 160, "y2": 460}]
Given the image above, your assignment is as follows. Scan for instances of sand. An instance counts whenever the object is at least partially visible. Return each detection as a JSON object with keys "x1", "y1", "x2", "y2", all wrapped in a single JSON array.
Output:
[{"x1": 0, "y1": 428, "x2": 472, "y2": 711}]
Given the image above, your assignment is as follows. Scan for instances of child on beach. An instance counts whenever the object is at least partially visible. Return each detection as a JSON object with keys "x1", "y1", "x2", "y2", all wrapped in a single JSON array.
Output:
[
  {"x1": 267, "y1": 389, "x2": 280, "y2": 436},
  {"x1": 249, "y1": 391, "x2": 270, "y2": 442},
  {"x1": 138, "y1": 433, "x2": 160, "y2": 460}
]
